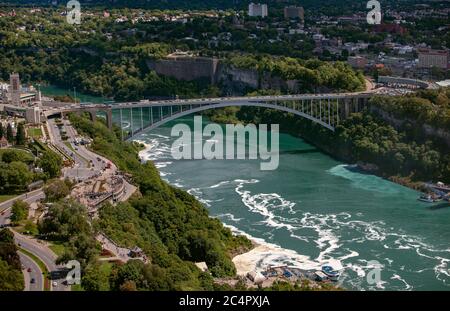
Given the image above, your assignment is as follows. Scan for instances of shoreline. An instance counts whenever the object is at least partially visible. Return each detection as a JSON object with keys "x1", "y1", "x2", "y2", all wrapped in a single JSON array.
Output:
[{"x1": 133, "y1": 137, "x2": 327, "y2": 277}]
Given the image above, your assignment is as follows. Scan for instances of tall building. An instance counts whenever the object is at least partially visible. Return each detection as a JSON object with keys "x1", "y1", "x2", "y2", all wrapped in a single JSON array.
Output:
[
  {"x1": 7, "y1": 73, "x2": 41, "y2": 107},
  {"x1": 248, "y1": 3, "x2": 268, "y2": 18},
  {"x1": 9, "y1": 73, "x2": 21, "y2": 106},
  {"x1": 284, "y1": 6, "x2": 304, "y2": 21},
  {"x1": 418, "y1": 49, "x2": 449, "y2": 70}
]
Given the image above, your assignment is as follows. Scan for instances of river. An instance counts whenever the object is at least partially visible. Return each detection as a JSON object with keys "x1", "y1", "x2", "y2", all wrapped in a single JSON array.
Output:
[{"x1": 135, "y1": 115, "x2": 450, "y2": 291}]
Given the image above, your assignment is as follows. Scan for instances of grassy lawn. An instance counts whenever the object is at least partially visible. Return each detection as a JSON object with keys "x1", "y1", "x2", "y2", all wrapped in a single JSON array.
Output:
[
  {"x1": 27, "y1": 127, "x2": 43, "y2": 139},
  {"x1": 48, "y1": 242, "x2": 66, "y2": 257},
  {"x1": 0, "y1": 194, "x2": 16, "y2": 203},
  {"x1": 19, "y1": 248, "x2": 51, "y2": 291}
]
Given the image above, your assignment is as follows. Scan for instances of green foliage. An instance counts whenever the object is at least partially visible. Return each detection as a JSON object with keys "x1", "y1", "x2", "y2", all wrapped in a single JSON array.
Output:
[
  {"x1": 228, "y1": 55, "x2": 366, "y2": 92},
  {"x1": 70, "y1": 114, "x2": 252, "y2": 290},
  {"x1": 212, "y1": 89, "x2": 450, "y2": 184},
  {"x1": 15, "y1": 123, "x2": 26, "y2": 146},
  {"x1": 0, "y1": 149, "x2": 34, "y2": 164},
  {"x1": 0, "y1": 229, "x2": 24, "y2": 291},
  {"x1": 121, "y1": 43, "x2": 171, "y2": 59},
  {"x1": 10, "y1": 199, "x2": 29, "y2": 224},
  {"x1": 80, "y1": 262, "x2": 112, "y2": 291},
  {"x1": 370, "y1": 88, "x2": 450, "y2": 130},
  {"x1": 6, "y1": 124, "x2": 13, "y2": 143},
  {"x1": 0, "y1": 161, "x2": 33, "y2": 193},
  {"x1": 43, "y1": 179, "x2": 70, "y2": 202},
  {"x1": 38, "y1": 150, "x2": 63, "y2": 179},
  {"x1": 38, "y1": 200, "x2": 100, "y2": 268},
  {"x1": 0, "y1": 259, "x2": 24, "y2": 291}
]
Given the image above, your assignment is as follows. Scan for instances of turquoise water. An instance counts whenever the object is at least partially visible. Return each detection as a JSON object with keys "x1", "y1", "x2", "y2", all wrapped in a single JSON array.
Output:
[
  {"x1": 137, "y1": 116, "x2": 450, "y2": 291},
  {"x1": 39, "y1": 85, "x2": 107, "y2": 104}
]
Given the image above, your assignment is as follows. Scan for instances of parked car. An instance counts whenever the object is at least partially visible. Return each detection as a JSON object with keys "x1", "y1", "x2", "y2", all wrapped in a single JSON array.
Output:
[
  {"x1": 27, "y1": 268, "x2": 32, "y2": 272},
  {"x1": 30, "y1": 278, "x2": 35, "y2": 284}
]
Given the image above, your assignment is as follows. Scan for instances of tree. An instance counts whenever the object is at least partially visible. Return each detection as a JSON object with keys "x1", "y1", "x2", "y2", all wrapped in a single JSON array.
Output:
[
  {"x1": 39, "y1": 151, "x2": 62, "y2": 178},
  {"x1": 81, "y1": 263, "x2": 111, "y2": 291},
  {"x1": 0, "y1": 228, "x2": 21, "y2": 269},
  {"x1": 15, "y1": 123, "x2": 26, "y2": 146},
  {"x1": 6, "y1": 123, "x2": 13, "y2": 143},
  {"x1": 10, "y1": 200, "x2": 29, "y2": 223},
  {"x1": 0, "y1": 149, "x2": 33, "y2": 164},
  {"x1": 0, "y1": 259, "x2": 24, "y2": 291},
  {"x1": 43, "y1": 179, "x2": 70, "y2": 202}
]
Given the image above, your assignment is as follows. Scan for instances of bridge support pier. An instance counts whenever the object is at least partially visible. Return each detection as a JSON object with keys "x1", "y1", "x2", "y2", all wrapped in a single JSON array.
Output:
[
  {"x1": 106, "y1": 109, "x2": 113, "y2": 130},
  {"x1": 344, "y1": 99, "x2": 350, "y2": 119}
]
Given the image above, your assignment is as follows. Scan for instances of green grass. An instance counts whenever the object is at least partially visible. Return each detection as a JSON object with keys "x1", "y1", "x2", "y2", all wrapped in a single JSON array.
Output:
[
  {"x1": 0, "y1": 148, "x2": 34, "y2": 163},
  {"x1": 27, "y1": 127, "x2": 43, "y2": 138},
  {"x1": 0, "y1": 194, "x2": 16, "y2": 203},
  {"x1": 19, "y1": 248, "x2": 51, "y2": 291},
  {"x1": 48, "y1": 242, "x2": 66, "y2": 257}
]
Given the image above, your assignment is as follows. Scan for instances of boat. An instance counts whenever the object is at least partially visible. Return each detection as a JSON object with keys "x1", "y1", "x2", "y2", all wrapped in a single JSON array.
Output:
[
  {"x1": 418, "y1": 194, "x2": 442, "y2": 203},
  {"x1": 321, "y1": 265, "x2": 340, "y2": 281}
]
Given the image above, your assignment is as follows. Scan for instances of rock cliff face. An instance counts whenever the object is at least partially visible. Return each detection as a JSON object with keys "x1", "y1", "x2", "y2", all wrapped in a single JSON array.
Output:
[
  {"x1": 146, "y1": 56, "x2": 220, "y2": 84},
  {"x1": 370, "y1": 106, "x2": 450, "y2": 148},
  {"x1": 146, "y1": 56, "x2": 331, "y2": 95}
]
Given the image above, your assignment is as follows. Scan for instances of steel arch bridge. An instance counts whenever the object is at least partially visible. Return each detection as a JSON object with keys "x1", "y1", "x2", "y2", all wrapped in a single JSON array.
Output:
[{"x1": 50, "y1": 92, "x2": 373, "y2": 141}]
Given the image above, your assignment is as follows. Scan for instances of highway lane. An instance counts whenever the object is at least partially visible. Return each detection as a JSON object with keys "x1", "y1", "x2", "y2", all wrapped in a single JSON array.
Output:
[
  {"x1": 1, "y1": 205, "x2": 69, "y2": 291},
  {"x1": 47, "y1": 117, "x2": 99, "y2": 181},
  {"x1": 14, "y1": 232, "x2": 69, "y2": 291},
  {"x1": 19, "y1": 251, "x2": 44, "y2": 291},
  {"x1": 47, "y1": 118, "x2": 88, "y2": 167},
  {"x1": 0, "y1": 189, "x2": 45, "y2": 215}
]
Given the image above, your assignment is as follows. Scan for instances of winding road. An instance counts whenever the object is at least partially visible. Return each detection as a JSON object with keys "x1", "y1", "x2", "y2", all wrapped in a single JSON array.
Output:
[{"x1": 19, "y1": 251, "x2": 43, "y2": 291}]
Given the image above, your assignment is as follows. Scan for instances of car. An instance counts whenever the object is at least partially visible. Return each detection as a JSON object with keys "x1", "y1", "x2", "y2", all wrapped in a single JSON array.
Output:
[
  {"x1": 52, "y1": 281, "x2": 57, "y2": 287},
  {"x1": 27, "y1": 268, "x2": 32, "y2": 272},
  {"x1": 30, "y1": 278, "x2": 35, "y2": 284}
]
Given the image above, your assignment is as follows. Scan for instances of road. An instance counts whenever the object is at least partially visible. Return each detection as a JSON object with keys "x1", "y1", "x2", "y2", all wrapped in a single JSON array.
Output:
[
  {"x1": 19, "y1": 251, "x2": 44, "y2": 291},
  {"x1": 0, "y1": 189, "x2": 45, "y2": 216},
  {"x1": 1, "y1": 116, "x2": 134, "y2": 292},
  {"x1": 14, "y1": 232, "x2": 69, "y2": 291},
  {"x1": 47, "y1": 118, "x2": 99, "y2": 181},
  {"x1": 0, "y1": 190, "x2": 69, "y2": 291}
]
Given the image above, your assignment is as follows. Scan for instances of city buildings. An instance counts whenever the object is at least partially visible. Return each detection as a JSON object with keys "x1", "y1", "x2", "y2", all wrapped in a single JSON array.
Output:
[
  {"x1": 5, "y1": 73, "x2": 41, "y2": 107},
  {"x1": 248, "y1": 3, "x2": 268, "y2": 18},
  {"x1": 348, "y1": 56, "x2": 368, "y2": 69},
  {"x1": 418, "y1": 49, "x2": 449, "y2": 69},
  {"x1": 1, "y1": 73, "x2": 42, "y2": 124}
]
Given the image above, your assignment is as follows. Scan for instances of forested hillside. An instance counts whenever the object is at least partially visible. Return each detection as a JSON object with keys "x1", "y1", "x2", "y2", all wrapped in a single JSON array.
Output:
[
  {"x1": 208, "y1": 88, "x2": 450, "y2": 186},
  {"x1": 68, "y1": 114, "x2": 252, "y2": 290}
]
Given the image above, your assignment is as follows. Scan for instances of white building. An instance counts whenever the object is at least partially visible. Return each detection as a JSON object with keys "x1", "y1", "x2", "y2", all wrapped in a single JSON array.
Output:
[{"x1": 248, "y1": 3, "x2": 268, "y2": 18}]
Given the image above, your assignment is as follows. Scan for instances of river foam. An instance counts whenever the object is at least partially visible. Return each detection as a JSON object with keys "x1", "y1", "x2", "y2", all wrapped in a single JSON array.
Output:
[{"x1": 134, "y1": 129, "x2": 450, "y2": 291}]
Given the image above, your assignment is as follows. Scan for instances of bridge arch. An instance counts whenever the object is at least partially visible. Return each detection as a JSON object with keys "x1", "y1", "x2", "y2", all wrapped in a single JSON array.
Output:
[{"x1": 121, "y1": 101, "x2": 339, "y2": 141}]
